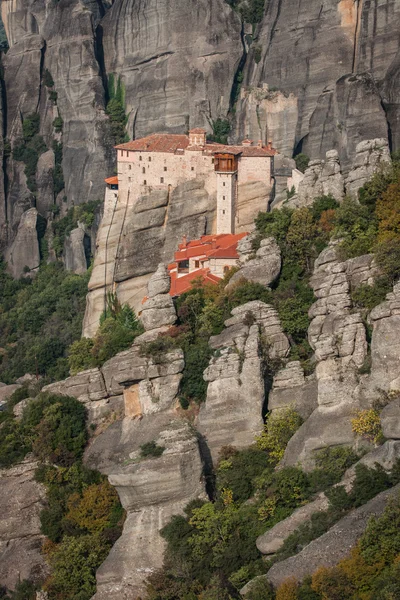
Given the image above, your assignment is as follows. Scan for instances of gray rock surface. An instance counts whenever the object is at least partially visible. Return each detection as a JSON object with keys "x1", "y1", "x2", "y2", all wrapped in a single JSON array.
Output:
[
  {"x1": 4, "y1": 208, "x2": 40, "y2": 278},
  {"x1": 198, "y1": 301, "x2": 289, "y2": 462},
  {"x1": 86, "y1": 416, "x2": 205, "y2": 599},
  {"x1": 381, "y1": 399, "x2": 400, "y2": 440},
  {"x1": 264, "y1": 484, "x2": 400, "y2": 587},
  {"x1": 303, "y1": 74, "x2": 389, "y2": 175},
  {"x1": 64, "y1": 227, "x2": 88, "y2": 275},
  {"x1": 0, "y1": 383, "x2": 21, "y2": 404},
  {"x1": 228, "y1": 237, "x2": 281, "y2": 288},
  {"x1": 237, "y1": 0, "x2": 400, "y2": 165},
  {"x1": 101, "y1": 0, "x2": 242, "y2": 138},
  {"x1": 0, "y1": 458, "x2": 48, "y2": 590},
  {"x1": 36, "y1": 150, "x2": 55, "y2": 216},
  {"x1": 268, "y1": 362, "x2": 318, "y2": 420}
]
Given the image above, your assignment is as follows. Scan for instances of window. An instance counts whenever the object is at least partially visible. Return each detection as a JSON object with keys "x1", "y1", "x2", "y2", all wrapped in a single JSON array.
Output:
[
  {"x1": 224, "y1": 266, "x2": 230, "y2": 274},
  {"x1": 191, "y1": 166, "x2": 195, "y2": 171},
  {"x1": 160, "y1": 177, "x2": 164, "y2": 183},
  {"x1": 223, "y1": 182, "x2": 226, "y2": 186},
  {"x1": 139, "y1": 156, "x2": 142, "y2": 161},
  {"x1": 143, "y1": 180, "x2": 147, "y2": 185},
  {"x1": 212, "y1": 158, "x2": 215, "y2": 164},
  {"x1": 142, "y1": 167, "x2": 146, "y2": 173},
  {"x1": 164, "y1": 166, "x2": 167, "y2": 172},
  {"x1": 129, "y1": 164, "x2": 132, "y2": 170},
  {"x1": 149, "y1": 156, "x2": 152, "y2": 162},
  {"x1": 195, "y1": 260, "x2": 200, "y2": 268},
  {"x1": 223, "y1": 210, "x2": 226, "y2": 214},
  {"x1": 223, "y1": 196, "x2": 225, "y2": 200}
]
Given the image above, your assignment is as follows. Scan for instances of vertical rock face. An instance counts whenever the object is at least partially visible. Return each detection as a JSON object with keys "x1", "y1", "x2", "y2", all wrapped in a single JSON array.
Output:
[
  {"x1": 101, "y1": 0, "x2": 242, "y2": 137},
  {"x1": 198, "y1": 300, "x2": 290, "y2": 463},
  {"x1": 0, "y1": 458, "x2": 49, "y2": 591},
  {"x1": 4, "y1": 207, "x2": 40, "y2": 278},
  {"x1": 237, "y1": 0, "x2": 400, "y2": 162},
  {"x1": 0, "y1": 0, "x2": 113, "y2": 249},
  {"x1": 302, "y1": 73, "x2": 389, "y2": 173}
]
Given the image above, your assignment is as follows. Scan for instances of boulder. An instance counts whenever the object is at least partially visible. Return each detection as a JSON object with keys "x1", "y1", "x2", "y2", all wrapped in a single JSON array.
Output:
[
  {"x1": 0, "y1": 383, "x2": 21, "y2": 404},
  {"x1": 147, "y1": 264, "x2": 171, "y2": 298},
  {"x1": 140, "y1": 294, "x2": 177, "y2": 332},
  {"x1": 228, "y1": 237, "x2": 281, "y2": 288}
]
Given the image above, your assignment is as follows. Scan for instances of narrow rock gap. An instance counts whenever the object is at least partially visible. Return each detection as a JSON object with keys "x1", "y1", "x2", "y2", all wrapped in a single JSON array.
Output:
[
  {"x1": 196, "y1": 432, "x2": 216, "y2": 501},
  {"x1": 228, "y1": 21, "x2": 247, "y2": 116},
  {"x1": 352, "y1": 0, "x2": 364, "y2": 73}
]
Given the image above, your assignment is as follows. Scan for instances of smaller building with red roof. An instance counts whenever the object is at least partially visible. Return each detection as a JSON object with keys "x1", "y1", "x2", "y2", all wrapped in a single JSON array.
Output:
[{"x1": 168, "y1": 232, "x2": 247, "y2": 296}]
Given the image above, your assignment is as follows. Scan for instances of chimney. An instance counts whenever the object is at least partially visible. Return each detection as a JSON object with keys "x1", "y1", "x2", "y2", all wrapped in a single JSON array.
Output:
[
  {"x1": 241, "y1": 139, "x2": 253, "y2": 147},
  {"x1": 267, "y1": 140, "x2": 273, "y2": 151},
  {"x1": 211, "y1": 238, "x2": 217, "y2": 249},
  {"x1": 189, "y1": 128, "x2": 206, "y2": 147},
  {"x1": 258, "y1": 139, "x2": 263, "y2": 148}
]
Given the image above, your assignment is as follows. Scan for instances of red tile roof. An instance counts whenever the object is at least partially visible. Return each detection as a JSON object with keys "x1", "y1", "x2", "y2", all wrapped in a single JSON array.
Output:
[
  {"x1": 115, "y1": 134, "x2": 276, "y2": 157},
  {"x1": 175, "y1": 233, "x2": 247, "y2": 262},
  {"x1": 116, "y1": 134, "x2": 190, "y2": 154},
  {"x1": 105, "y1": 176, "x2": 118, "y2": 185},
  {"x1": 169, "y1": 269, "x2": 221, "y2": 297}
]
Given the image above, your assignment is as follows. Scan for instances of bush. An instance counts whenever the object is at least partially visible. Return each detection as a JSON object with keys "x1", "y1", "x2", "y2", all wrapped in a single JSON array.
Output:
[
  {"x1": 351, "y1": 278, "x2": 391, "y2": 311},
  {"x1": 351, "y1": 409, "x2": 383, "y2": 445},
  {"x1": 256, "y1": 407, "x2": 303, "y2": 464},
  {"x1": 216, "y1": 447, "x2": 269, "y2": 503},
  {"x1": 43, "y1": 69, "x2": 54, "y2": 88},
  {"x1": 374, "y1": 238, "x2": 400, "y2": 285},
  {"x1": 24, "y1": 393, "x2": 87, "y2": 466},
  {"x1": 294, "y1": 153, "x2": 310, "y2": 174},
  {"x1": 44, "y1": 533, "x2": 110, "y2": 600},
  {"x1": 53, "y1": 116, "x2": 63, "y2": 132},
  {"x1": 140, "y1": 441, "x2": 165, "y2": 458}
]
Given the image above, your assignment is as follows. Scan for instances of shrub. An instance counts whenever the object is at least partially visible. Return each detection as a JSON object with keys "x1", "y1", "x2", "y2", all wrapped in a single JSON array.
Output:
[
  {"x1": 308, "y1": 446, "x2": 358, "y2": 491},
  {"x1": 375, "y1": 238, "x2": 400, "y2": 284},
  {"x1": 351, "y1": 278, "x2": 391, "y2": 311},
  {"x1": 53, "y1": 116, "x2": 63, "y2": 132},
  {"x1": 294, "y1": 153, "x2": 310, "y2": 173},
  {"x1": 351, "y1": 409, "x2": 383, "y2": 445},
  {"x1": 276, "y1": 578, "x2": 299, "y2": 600},
  {"x1": 216, "y1": 447, "x2": 269, "y2": 503},
  {"x1": 376, "y1": 181, "x2": 400, "y2": 242},
  {"x1": 24, "y1": 393, "x2": 87, "y2": 466},
  {"x1": 243, "y1": 577, "x2": 274, "y2": 600},
  {"x1": 44, "y1": 533, "x2": 110, "y2": 600},
  {"x1": 43, "y1": 69, "x2": 54, "y2": 88},
  {"x1": 68, "y1": 338, "x2": 95, "y2": 375},
  {"x1": 22, "y1": 113, "x2": 40, "y2": 141},
  {"x1": 209, "y1": 118, "x2": 231, "y2": 144},
  {"x1": 311, "y1": 566, "x2": 354, "y2": 600},
  {"x1": 140, "y1": 441, "x2": 165, "y2": 458},
  {"x1": 256, "y1": 407, "x2": 303, "y2": 464},
  {"x1": 66, "y1": 480, "x2": 121, "y2": 533}
]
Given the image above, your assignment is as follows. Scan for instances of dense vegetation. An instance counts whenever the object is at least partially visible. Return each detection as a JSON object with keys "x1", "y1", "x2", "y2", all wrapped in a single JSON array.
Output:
[
  {"x1": 0, "y1": 391, "x2": 124, "y2": 600},
  {"x1": 106, "y1": 74, "x2": 129, "y2": 145},
  {"x1": 67, "y1": 292, "x2": 143, "y2": 374},
  {"x1": 0, "y1": 262, "x2": 90, "y2": 383},
  {"x1": 147, "y1": 434, "x2": 400, "y2": 600}
]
